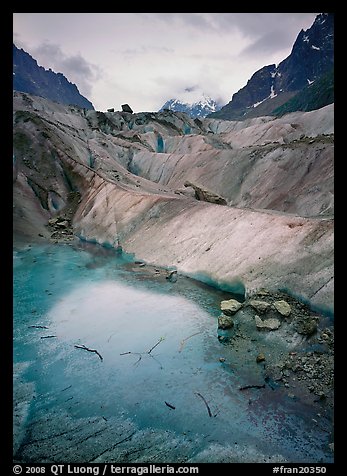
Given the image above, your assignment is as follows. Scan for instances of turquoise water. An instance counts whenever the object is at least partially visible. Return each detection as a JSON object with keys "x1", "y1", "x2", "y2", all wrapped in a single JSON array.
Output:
[{"x1": 13, "y1": 242, "x2": 333, "y2": 463}]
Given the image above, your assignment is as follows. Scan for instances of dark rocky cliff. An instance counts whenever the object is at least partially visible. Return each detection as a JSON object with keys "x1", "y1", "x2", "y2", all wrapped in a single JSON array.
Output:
[
  {"x1": 13, "y1": 44, "x2": 94, "y2": 110},
  {"x1": 209, "y1": 13, "x2": 334, "y2": 120}
]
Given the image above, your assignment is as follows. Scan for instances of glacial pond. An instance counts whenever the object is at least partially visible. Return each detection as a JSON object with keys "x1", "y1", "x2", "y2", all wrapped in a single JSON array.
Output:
[{"x1": 13, "y1": 241, "x2": 333, "y2": 463}]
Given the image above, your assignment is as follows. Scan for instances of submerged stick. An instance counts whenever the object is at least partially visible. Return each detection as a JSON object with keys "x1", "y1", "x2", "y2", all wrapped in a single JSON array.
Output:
[
  {"x1": 179, "y1": 332, "x2": 202, "y2": 352},
  {"x1": 75, "y1": 344, "x2": 103, "y2": 361},
  {"x1": 61, "y1": 385, "x2": 72, "y2": 392},
  {"x1": 40, "y1": 335, "x2": 56, "y2": 339},
  {"x1": 147, "y1": 337, "x2": 165, "y2": 354},
  {"x1": 29, "y1": 325, "x2": 49, "y2": 329},
  {"x1": 148, "y1": 353, "x2": 163, "y2": 370},
  {"x1": 133, "y1": 354, "x2": 143, "y2": 366},
  {"x1": 239, "y1": 384, "x2": 266, "y2": 391},
  {"x1": 195, "y1": 392, "x2": 212, "y2": 417},
  {"x1": 165, "y1": 401, "x2": 176, "y2": 410},
  {"x1": 107, "y1": 331, "x2": 117, "y2": 343},
  {"x1": 120, "y1": 338, "x2": 164, "y2": 368}
]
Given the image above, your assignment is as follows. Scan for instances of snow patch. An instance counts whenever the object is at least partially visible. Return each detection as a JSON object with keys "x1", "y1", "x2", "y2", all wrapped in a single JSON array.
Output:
[
  {"x1": 252, "y1": 97, "x2": 267, "y2": 108},
  {"x1": 316, "y1": 14, "x2": 327, "y2": 25},
  {"x1": 271, "y1": 71, "x2": 281, "y2": 79},
  {"x1": 252, "y1": 85, "x2": 277, "y2": 108},
  {"x1": 270, "y1": 85, "x2": 277, "y2": 99}
]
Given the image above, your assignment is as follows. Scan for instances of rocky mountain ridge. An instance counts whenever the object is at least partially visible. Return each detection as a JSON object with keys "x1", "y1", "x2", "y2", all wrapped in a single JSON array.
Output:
[
  {"x1": 13, "y1": 44, "x2": 94, "y2": 110},
  {"x1": 209, "y1": 13, "x2": 334, "y2": 120}
]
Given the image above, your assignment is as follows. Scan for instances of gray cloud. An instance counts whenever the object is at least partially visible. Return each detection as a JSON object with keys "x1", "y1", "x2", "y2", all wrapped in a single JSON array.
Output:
[
  {"x1": 122, "y1": 45, "x2": 174, "y2": 59},
  {"x1": 147, "y1": 12, "x2": 317, "y2": 56},
  {"x1": 31, "y1": 42, "x2": 101, "y2": 97},
  {"x1": 152, "y1": 12, "x2": 316, "y2": 34},
  {"x1": 240, "y1": 29, "x2": 295, "y2": 58},
  {"x1": 140, "y1": 13, "x2": 211, "y2": 29},
  {"x1": 184, "y1": 85, "x2": 199, "y2": 92},
  {"x1": 13, "y1": 33, "x2": 29, "y2": 51}
]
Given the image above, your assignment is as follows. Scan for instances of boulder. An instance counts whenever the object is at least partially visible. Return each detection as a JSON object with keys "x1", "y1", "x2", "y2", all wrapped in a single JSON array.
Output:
[
  {"x1": 166, "y1": 270, "x2": 177, "y2": 283},
  {"x1": 256, "y1": 353, "x2": 266, "y2": 363},
  {"x1": 248, "y1": 299, "x2": 271, "y2": 313},
  {"x1": 255, "y1": 315, "x2": 281, "y2": 331},
  {"x1": 220, "y1": 299, "x2": 242, "y2": 316},
  {"x1": 218, "y1": 335, "x2": 230, "y2": 343},
  {"x1": 256, "y1": 289, "x2": 270, "y2": 296},
  {"x1": 294, "y1": 317, "x2": 318, "y2": 336},
  {"x1": 218, "y1": 315, "x2": 234, "y2": 330},
  {"x1": 184, "y1": 181, "x2": 227, "y2": 205},
  {"x1": 56, "y1": 220, "x2": 69, "y2": 228},
  {"x1": 194, "y1": 118, "x2": 203, "y2": 128},
  {"x1": 273, "y1": 300, "x2": 292, "y2": 317},
  {"x1": 107, "y1": 108, "x2": 114, "y2": 113},
  {"x1": 121, "y1": 104, "x2": 133, "y2": 113},
  {"x1": 48, "y1": 218, "x2": 59, "y2": 226}
]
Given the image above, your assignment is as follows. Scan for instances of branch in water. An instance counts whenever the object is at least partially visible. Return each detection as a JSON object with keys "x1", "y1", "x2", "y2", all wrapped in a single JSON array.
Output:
[
  {"x1": 75, "y1": 344, "x2": 103, "y2": 361},
  {"x1": 147, "y1": 337, "x2": 165, "y2": 354},
  {"x1": 179, "y1": 332, "x2": 202, "y2": 352},
  {"x1": 120, "y1": 338, "x2": 165, "y2": 368},
  {"x1": 239, "y1": 384, "x2": 265, "y2": 391},
  {"x1": 195, "y1": 392, "x2": 212, "y2": 417},
  {"x1": 165, "y1": 401, "x2": 176, "y2": 410}
]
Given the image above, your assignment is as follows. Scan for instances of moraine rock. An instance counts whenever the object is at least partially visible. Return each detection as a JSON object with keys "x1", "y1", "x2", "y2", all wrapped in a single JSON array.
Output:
[
  {"x1": 220, "y1": 299, "x2": 242, "y2": 316},
  {"x1": 256, "y1": 289, "x2": 270, "y2": 296},
  {"x1": 218, "y1": 315, "x2": 234, "y2": 330},
  {"x1": 121, "y1": 104, "x2": 133, "y2": 113},
  {"x1": 256, "y1": 353, "x2": 266, "y2": 363},
  {"x1": 255, "y1": 315, "x2": 281, "y2": 331},
  {"x1": 166, "y1": 270, "x2": 178, "y2": 283},
  {"x1": 273, "y1": 300, "x2": 292, "y2": 317},
  {"x1": 248, "y1": 299, "x2": 271, "y2": 314},
  {"x1": 184, "y1": 181, "x2": 227, "y2": 205},
  {"x1": 48, "y1": 218, "x2": 59, "y2": 226},
  {"x1": 56, "y1": 220, "x2": 69, "y2": 228},
  {"x1": 294, "y1": 317, "x2": 318, "y2": 336}
]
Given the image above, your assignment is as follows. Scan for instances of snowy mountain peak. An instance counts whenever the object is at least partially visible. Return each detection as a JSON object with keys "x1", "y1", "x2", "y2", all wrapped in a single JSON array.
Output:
[
  {"x1": 209, "y1": 13, "x2": 333, "y2": 120},
  {"x1": 159, "y1": 94, "x2": 222, "y2": 118}
]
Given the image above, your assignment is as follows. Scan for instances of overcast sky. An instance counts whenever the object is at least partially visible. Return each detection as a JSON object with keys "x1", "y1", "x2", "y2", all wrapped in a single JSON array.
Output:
[{"x1": 13, "y1": 13, "x2": 319, "y2": 112}]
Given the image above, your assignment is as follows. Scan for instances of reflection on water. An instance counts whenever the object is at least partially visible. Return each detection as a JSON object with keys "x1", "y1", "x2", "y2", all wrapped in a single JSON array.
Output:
[{"x1": 13, "y1": 242, "x2": 333, "y2": 463}]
